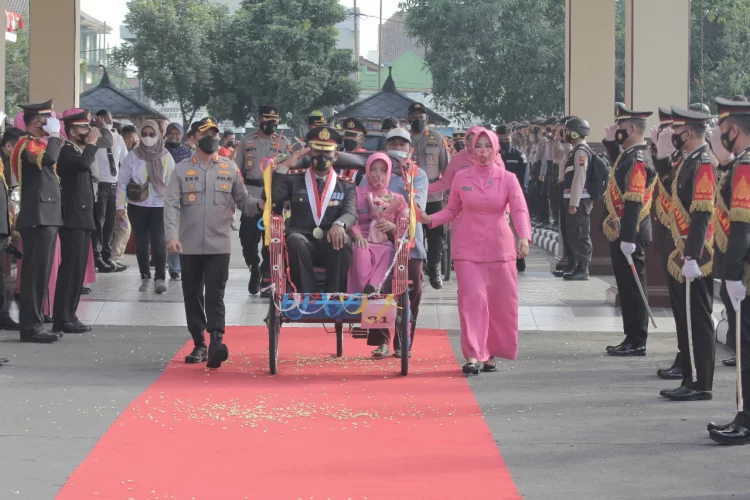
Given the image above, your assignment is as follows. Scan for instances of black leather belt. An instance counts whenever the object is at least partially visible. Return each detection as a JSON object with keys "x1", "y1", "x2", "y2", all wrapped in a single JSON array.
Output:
[
  {"x1": 245, "y1": 179, "x2": 264, "y2": 187},
  {"x1": 98, "y1": 182, "x2": 117, "y2": 188}
]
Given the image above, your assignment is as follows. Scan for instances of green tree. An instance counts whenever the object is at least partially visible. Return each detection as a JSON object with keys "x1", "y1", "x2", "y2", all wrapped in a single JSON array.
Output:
[
  {"x1": 210, "y1": 0, "x2": 358, "y2": 130},
  {"x1": 111, "y1": 0, "x2": 228, "y2": 131},
  {"x1": 5, "y1": 29, "x2": 29, "y2": 117},
  {"x1": 400, "y1": 0, "x2": 565, "y2": 123}
]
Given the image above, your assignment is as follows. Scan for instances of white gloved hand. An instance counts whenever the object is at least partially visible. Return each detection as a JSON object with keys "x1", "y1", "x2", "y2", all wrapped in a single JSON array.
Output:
[
  {"x1": 710, "y1": 125, "x2": 734, "y2": 165},
  {"x1": 682, "y1": 258, "x2": 702, "y2": 281},
  {"x1": 656, "y1": 127, "x2": 676, "y2": 159},
  {"x1": 649, "y1": 125, "x2": 660, "y2": 147},
  {"x1": 42, "y1": 116, "x2": 61, "y2": 135},
  {"x1": 605, "y1": 124, "x2": 618, "y2": 142},
  {"x1": 620, "y1": 241, "x2": 636, "y2": 258},
  {"x1": 725, "y1": 280, "x2": 747, "y2": 312}
]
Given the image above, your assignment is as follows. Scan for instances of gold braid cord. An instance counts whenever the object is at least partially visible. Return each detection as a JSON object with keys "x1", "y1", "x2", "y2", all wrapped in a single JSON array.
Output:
[
  {"x1": 655, "y1": 176, "x2": 672, "y2": 228},
  {"x1": 602, "y1": 153, "x2": 656, "y2": 242},
  {"x1": 713, "y1": 174, "x2": 731, "y2": 254}
]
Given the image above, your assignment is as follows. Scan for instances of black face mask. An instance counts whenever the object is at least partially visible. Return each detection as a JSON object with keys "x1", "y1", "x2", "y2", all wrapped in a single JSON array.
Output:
[
  {"x1": 226, "y1": 140, "x2": 235, "y2": 148},
  {"x1": 454, "y1": 142, "x2": 466, "y2": 152},
  {"x1": 312, "y1": 154, "x2": 335, "y2": 171},
  {"x1": 671, "y1": 131, "x2": 688, "y2": 150},
  {"x1": 410, "y1": 119, "x2": 426, "y2": 133},
  {"x1": 565, "y1": 133, "x2": 575, "y2": 143},
  {"x1": 198, "y1": 135, "x2": 220, "y2": 154},
  {"x1": 260, "y1": 122, "x2": 278, "y2": 136},
  {"x1": 165, "y1": 141, "x2": 180, "y2": 149},
  {"x1": 343, "y1": 139, "x2": 359, "y2": 152},
  {"x1": 77, "y1": 131, "x2": 90, "y2": 144},
  {"x1": 721, "y1": 128, "x2": 738, "y2": 153},
  {"x1": 499, "y1": 141, "x2": 510, "y2": 152},
  {"x1": 615, "y1": 127, "x2": 630, "y2": 145}
]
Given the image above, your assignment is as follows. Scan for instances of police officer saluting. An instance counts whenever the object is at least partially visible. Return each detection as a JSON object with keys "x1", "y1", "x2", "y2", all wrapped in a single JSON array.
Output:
[
  {"x1": 707, "y1": 97, "x2": 750, "y2": 445},
  {"x1": 11, "y1": 100, "x2": 63, "y2": 343},
  {"x1": 602, "y1": 104, "x2": 658, "y2": 356},
  {"x1": 562, "y1": 117, "x2": 593, "y2": 281},
  {"x1": 273, "y1": 125, "x2": 356, "y2": 292},
  {"x1": 234, "y1": 105, "x2": 291, "y2": 296},
  {"x1": 657, "y1": 107, "x2": 717, "y2": 401},
  {"x1": 165, "y1": 117, "x2": 264, "y2": 369},
  {"x1": 408, "y1": 102, "x2": 450, "y2": 289}
]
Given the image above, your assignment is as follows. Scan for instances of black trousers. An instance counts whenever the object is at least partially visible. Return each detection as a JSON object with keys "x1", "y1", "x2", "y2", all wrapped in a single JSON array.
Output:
[
  {"x1": 424, "y1": 200, "x2": 444, "y2": 269},
  {"x1": 548, "y1": 170, "x2": 559, "y2": 224},
  {"x1": 667, "y1": 275, "x2": 716, "y2": 391},
  {"x1": 558, "y1": 185, "x2": 573, "y2": 264},
  {"x1": 368, "y1": 259, "x2": 424, "y2": 349},
  {"x1": 733, "y1": 294, "x2": 750, "y2": 427},
  {"x1": 180, "y1": 254, "x2": 230, "y2": 347},
  {"x1": 239, "y1": 213, "x2": 269, "y2": 273},
  {"x1": 19, "y1": 226, "x2": 58, "y2": 334},
  {"x1": 0, "y1": 236, "x2": 10, "y2": 320},
  {"x1": 536, "y1": 176, "x2": 550, "y2": 224},
  {"x1": 53, "y1": 228, "x2": 91, "y2": 323},
  {"x1": 128, "y1": 204, "x2": 166, "y2": 280},
  {"x1": 610, "y1": 239, "x2": 649, "y2": 346},
  {"x1": 566, "y1": 201, "x2": 592, "y2": 266},
  {"x1": 286, "y1": 232, "x2": 352, "y2": 293},
  {"x1": 93, "y1": 183, "x2": 117, "y2": 261}
]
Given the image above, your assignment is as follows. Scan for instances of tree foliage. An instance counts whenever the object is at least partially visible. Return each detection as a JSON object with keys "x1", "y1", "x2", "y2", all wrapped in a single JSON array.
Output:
[
  {"x1": 5, "y1": 29, "x2": 29, "y2": 116},
  {"x1": 209, "y1": 0, "x2": 358, "y2": 129},
  {"x1": 111, "y1": 0, "x2": 228, "y2": 131},
  {"x1": 400, "y1": 0, "x2": 565, "y2": 123}
]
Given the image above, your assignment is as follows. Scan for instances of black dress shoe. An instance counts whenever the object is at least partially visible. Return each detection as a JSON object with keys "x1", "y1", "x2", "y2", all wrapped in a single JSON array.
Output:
[
  {"x1": 95, "y1": 257, "x2": 115, "y2": 273},
  {"x1": 657, "y1": 366, "x2": 683, "y2": 380},
  {"x1": 43, "y1": 315, "x2": 53, "y2": 324},
  {"x1": 481, "y1": 362, "x2": 497, "y2": 372},
  {"x1": 52, "y1": 321, "x2": 92, "y2": 334},
  {"x1": 185, "y1": 346, "x2": 208, "y2": 364},
  {"x1": 80, "y1": 287, "x2": 91, "y2": 295},
  {"x1": 709, "y1": 424, "x2": 750, "y2": 445},
  {"x1": 462, "y1": 361, "x2": 481, "y2": 375},
  {"x1": 607, "y1": 343, "x2": 646, "y2": 356},
  {"x1": 428, "y1": 268, "x2": 443, "y2": 290},
  {"x1": 0, "y1": 317, "x2": 20, "y2": 331},
  {"x1": 207, "y1": 331, "x2": 228, "y2": 369},
  {"x1": 516, "y1": 258, "x2": 526, "y2": 273},
  {"x1": 722, "y1": 357, "x2": 737, "y2": 367},
  {"x1": 564, "y1": 268, "x2": 590, "y2": 281},
  {"x1": 707, "y1": 421, "x2": 734, "y2": 432},
  {"x1": 170, "y1": 272, "x2": 181, "y2": 281},
  {"x1": 105, "y1": 259, "x2": 127, "y2": 272},
  {"x1": 663, "y1": 386, "x2": 712, "y2": 401},
  {"x1": 20, "y1": 330, "x2": 60, "y2": 343},
  {"x1": 248, "y1": 266, "x2": 261, "y2": 295},
  {"x1": 660, "y1": 386, "x2": 683, "y2": 397}
]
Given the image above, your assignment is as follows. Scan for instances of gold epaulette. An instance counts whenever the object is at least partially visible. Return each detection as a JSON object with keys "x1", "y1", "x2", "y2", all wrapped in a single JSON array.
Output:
[
  {"x1": 288, "y1": 168, "x2": 306, "y2": 175},
  {"x1": 338, "y1": 175, "x2": 356, "y2": 184}
]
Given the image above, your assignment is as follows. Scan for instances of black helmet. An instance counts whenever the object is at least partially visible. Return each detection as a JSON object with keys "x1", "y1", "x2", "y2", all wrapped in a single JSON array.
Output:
[{"x1": 564, "y1": 116, "x2": 591, "y2": 138}]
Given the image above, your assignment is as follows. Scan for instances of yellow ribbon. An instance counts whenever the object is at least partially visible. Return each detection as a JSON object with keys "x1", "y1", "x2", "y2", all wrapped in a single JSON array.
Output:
[{"x1": 262, "y1": 158, "x2": 275, "y2": 246}]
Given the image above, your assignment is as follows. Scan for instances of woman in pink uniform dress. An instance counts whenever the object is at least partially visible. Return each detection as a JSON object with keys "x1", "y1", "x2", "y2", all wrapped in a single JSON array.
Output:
[
  {"x1": 421, "y1": 129, "x2": 531, "y2": 374},
  {"x1": 347, "y1": 152, "x2": 407, "y2": 358},
  {"x1": 428, "y1": 125, "x2": 483, "y2": 195}
]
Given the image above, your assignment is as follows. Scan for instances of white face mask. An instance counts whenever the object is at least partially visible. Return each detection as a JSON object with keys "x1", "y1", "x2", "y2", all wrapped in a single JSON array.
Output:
[
  {"x1": 388, "y1": 149, "x2": 410, "y2": 159},
  {"x1": 141, "y1": 136, "x2": 157, "y2": 147}
]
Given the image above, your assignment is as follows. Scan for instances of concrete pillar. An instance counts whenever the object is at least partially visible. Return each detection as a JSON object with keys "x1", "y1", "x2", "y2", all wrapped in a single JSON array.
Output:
[
  {"x1": 565, "y1": 0, "x2": 615, "y2": 143},
  {"x1": 28, "y1": 0, "x2": 81, "y2": 109},
  {"x1": 0, "y1": 0, "x2": 5, "y2": 123},
  {"x1": 625, "y1": 0, "x2": 691, "y2": 127}
]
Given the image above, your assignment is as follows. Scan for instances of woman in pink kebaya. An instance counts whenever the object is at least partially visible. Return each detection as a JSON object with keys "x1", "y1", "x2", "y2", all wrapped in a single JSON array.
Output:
[{"x1": 421, "y1": 129, "x2": 531, "y2": 374}]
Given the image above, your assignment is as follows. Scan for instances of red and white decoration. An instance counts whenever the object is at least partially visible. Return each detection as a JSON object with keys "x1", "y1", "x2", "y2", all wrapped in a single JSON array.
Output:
[{"x1": 5, "y1": 11, "x2": 24, "y2": 42}]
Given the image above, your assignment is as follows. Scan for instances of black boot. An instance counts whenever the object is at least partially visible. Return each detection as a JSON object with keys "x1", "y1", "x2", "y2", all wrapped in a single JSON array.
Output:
[
  {"x1": 553, "y1": 260, "x2": 576, "y2": 278},
  {"x1": 248, "y1": 265, "x2": 261, "y2": 295},
  {"x1": 427, "y1": 265, "x2": 443, "y2": 290},
  {"x1": 564, "y1": 263, "x2": 589, "y2": 281},
  {"x1": 207, "y1": 330, "x2": 229, "y2": 369},
  {"x1": 186, "y1": 333, "x2": 208, "y2": 363}
]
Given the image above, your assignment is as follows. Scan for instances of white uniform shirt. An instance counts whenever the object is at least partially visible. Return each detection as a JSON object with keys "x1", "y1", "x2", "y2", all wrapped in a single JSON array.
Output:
[{"x1": 96, "y1": 132, "x2": 128, "y2": 183}]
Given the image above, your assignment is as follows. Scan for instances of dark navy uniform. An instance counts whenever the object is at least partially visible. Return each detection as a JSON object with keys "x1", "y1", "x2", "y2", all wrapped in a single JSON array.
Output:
[
  {"x1": 0, "y1": 149, "x2": 16, "y2": 329},
  {"x1": 501, "y1": 144, "x2": 528, "y2": 193},
  {"x1": 271, "y1": 126, "x2": 356, "y2": 293},
  {"x1": 602, "y1": 106, "x2": 657, "y2": 355}
]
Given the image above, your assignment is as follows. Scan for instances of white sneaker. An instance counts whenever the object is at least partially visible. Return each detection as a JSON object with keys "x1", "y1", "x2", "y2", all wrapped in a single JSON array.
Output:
[{"x1": 154, "y1": 279, "x2": 167, "y2": 294}]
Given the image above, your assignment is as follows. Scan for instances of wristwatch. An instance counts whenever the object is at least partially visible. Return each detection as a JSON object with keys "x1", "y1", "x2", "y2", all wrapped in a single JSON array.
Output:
[{"x1": 334, "y1": 220, "x2": 345, "y2": 228}]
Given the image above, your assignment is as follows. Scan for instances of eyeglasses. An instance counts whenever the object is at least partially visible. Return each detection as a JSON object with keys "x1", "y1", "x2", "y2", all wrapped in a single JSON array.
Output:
[{"x1": 141, "y1": 132, "x2": 157, "y2": 138}]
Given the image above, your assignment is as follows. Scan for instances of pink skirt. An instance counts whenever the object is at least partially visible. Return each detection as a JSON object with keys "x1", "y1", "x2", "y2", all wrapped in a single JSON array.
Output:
[
  {"x1": 454, "y1": 259, "x2": 519, "y2": 361},
  {"x1": 347, "y1": 242, "x2": 395, "y2": 294},
  {"x1": 83, "y1": 242, "x2": 96, "y2": 286}
]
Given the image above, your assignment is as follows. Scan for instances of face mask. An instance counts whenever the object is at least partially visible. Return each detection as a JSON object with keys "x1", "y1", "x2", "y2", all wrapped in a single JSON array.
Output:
[
  {"x1": 499, "y1": 141, "x2": 510, "y2": 152},
  {"x1": 410, "y1": 119, "x2": 426, "y2": 133},
  {"x1": 260, "y1": 122, "x2": 278, "y2": 135},
  {"x1": 141, "y1": 136, "x2": 157, "y2": 147},
  {"x1": 198, "y1": 135, "x2": 220, "y2": 154},
  {"x1": 388, "y1": 149, "x2": 410, "y2": 159},
  {"x1": 615, "y1": 127, "x2": 630, "y2": 145},
  {"x1": 368, "y1": 171, "x2": 388, "y2": 191},
  {"x1": 721, "y1": 128, "x2": 738, "y2": 153},
  {"x1": 671, "y1": 131, "x2": 688, "y2": 150},
  {"x1": 312, "y1": 154, "x2": 334, "y2": 171},
  {"x1": 226, "y1": 141, "x2": 235, "y2": 148},
  {"x1": 343, "y1": 139, "x2": 359, "y2": 152},
  {"x1": 78, "y1": 131, "x2": 90, "y2": 143},
  {"x1": 454, "y1": 142, "x2": 465, "y2": 152},
  {"x1": 166, "y1": 141, "x2": 180, "y2": 148},
  {"x1": 473, "y1": 147, "x2": 495, "y2": 166}
]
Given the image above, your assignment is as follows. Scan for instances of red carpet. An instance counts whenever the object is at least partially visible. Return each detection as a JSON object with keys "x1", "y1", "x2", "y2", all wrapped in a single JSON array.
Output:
[{"x1": 57, "y1": 327, "x2": 520, "y2": 500}]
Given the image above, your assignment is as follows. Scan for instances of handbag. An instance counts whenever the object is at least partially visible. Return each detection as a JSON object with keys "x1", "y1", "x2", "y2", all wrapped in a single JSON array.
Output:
[{"x1": 126, "y1": 177, "x2": 150, "y2": 202}]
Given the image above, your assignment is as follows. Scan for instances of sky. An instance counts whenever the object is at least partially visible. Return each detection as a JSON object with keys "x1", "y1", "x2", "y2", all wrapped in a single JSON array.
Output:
[{"x1": 79, "y1": 0, "x2": 403, "y2": 56}]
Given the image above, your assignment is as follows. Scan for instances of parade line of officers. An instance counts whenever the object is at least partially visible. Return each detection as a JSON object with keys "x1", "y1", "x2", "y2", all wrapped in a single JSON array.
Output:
[{"x1": 5, "y1": 95, "x2": 748, "y2": 446}]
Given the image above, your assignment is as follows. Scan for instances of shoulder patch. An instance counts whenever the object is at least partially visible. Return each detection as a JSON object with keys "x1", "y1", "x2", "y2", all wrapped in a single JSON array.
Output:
[
  {"x1": 692, "y1": 162, "x2": 715, "y2": 210},
  {"x1": 730, "y1": 164, "x2": 750, "y2": 222},
  {"x1": 636, "y1": 150, "x2": 645, "y2": 162},
  {"x1": 288, "y1": 168, "x2": 306, "y2": 175},
  {"x1": 739, "y1": 150, "x2": 750, "y2": 164}
]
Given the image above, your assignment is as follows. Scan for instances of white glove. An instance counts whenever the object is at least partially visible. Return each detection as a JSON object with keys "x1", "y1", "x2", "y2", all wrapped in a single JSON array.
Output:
[
  {"x1": 726, "y1": 280, "x2": 747, "y2": 312},
  {"x1": 710, "y1": 125, "x2": 734, "y2": 165},
  {"x1": 682, "y1": 259, "x2": 702, "y2": 281},
  {"x1": 656, "y1": 127, "x2": 676, "y2": 159},
  {"x1": 42, "y1": 116, "x2": 61, "y2": 135},
  {"x1": 620, "y1": 241, "x2": 636, "y2": 258},
  {"x1": 649, "y1": 125, "x2": 660, "y2": 147},
  {"x1": 605, "y1": 124, "x2": 618, "y2": 142}
]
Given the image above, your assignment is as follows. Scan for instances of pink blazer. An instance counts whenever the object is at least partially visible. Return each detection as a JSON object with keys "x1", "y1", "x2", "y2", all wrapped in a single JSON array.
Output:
[
  {"x1": 429, "y1": 150, "x2": 471, "y2": 194},
  {"x1": 431, "y1": 165, "x2": 531, "y2": 262},
  {"x1": 350, "y1": 186, "x2": 407, "y2": 239}
]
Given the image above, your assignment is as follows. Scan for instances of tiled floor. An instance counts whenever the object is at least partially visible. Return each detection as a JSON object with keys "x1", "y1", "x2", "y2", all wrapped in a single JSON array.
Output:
[{"x1": 8, "y1": 237, "x2": 722, "y2": 334}]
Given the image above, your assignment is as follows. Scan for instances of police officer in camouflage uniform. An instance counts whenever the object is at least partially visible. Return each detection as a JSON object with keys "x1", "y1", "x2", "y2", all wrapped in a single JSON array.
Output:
[
  {"x1": 408, "y1": 102, "x2": 450, "y2": 289},
  {"x1": 234, "y1": 105, "x2": 292, "y2": 296},
  {"x1": 165, "y1": 117, "x2": 264, "y2": 369}
]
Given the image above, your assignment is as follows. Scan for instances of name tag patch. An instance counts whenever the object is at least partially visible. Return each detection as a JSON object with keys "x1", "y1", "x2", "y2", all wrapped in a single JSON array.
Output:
[{"x1": 462, "y1": 186, "x2": 472, "y2": 191}]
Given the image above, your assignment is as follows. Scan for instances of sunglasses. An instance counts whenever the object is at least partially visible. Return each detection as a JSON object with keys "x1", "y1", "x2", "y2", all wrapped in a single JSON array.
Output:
[{"x1": 141, "y1": 132, "x2": 157, "y2": 138}]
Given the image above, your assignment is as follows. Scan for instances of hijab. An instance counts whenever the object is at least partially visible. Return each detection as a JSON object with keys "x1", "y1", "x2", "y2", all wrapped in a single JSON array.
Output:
[
  {"x1": 164, "y1": 122, "x2": 193, "y2": 164},
  {"x1": 364, "y1": 152, "x2": 393, "y2": 195},
  {"x1": 134, "y1": 120, "x2": 169, "y2": 196},
  {"x1": 471, "y1": 129, "x2": 506, "y2": 170}
]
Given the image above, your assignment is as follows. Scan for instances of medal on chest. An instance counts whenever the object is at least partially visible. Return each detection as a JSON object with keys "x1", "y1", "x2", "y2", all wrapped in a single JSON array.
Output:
[{"x1": 305, "y1": 169, "x2": 337, "y2": 239}]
